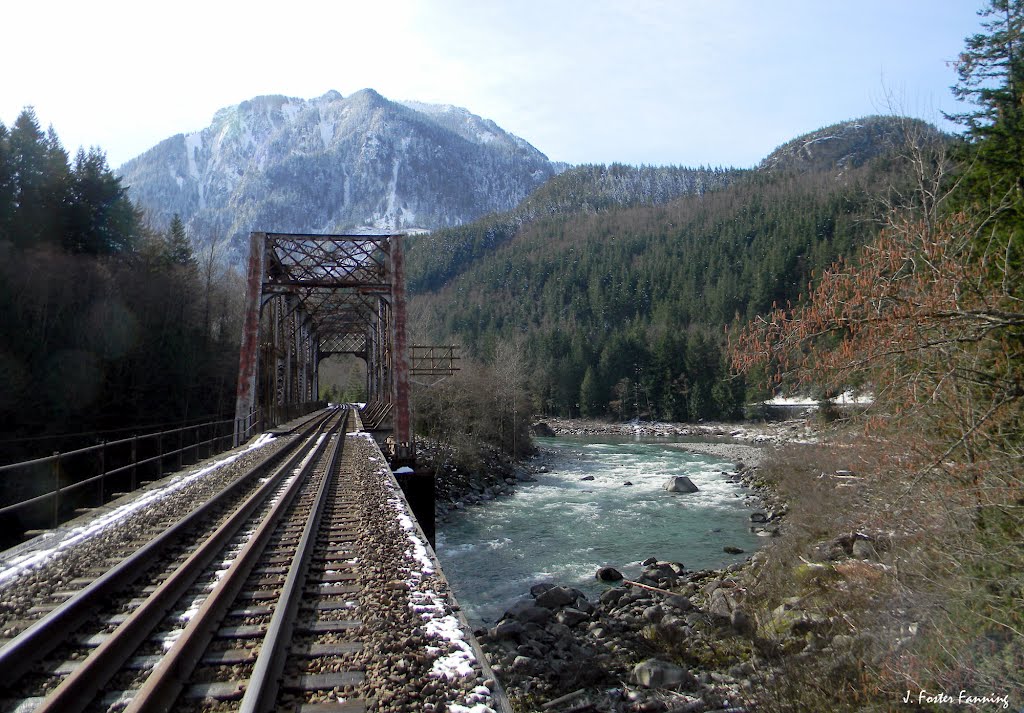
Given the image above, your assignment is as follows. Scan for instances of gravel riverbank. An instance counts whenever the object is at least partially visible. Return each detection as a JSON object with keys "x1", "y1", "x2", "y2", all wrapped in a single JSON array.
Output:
[{"x1": 541, "y1": 415, "x2": 831, "y2": 473}]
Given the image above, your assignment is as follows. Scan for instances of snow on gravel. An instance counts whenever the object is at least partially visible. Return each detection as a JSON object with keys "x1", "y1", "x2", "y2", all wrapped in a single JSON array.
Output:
[{"x1": 0, "y1": 433, "x2": 277, "y2": 585}]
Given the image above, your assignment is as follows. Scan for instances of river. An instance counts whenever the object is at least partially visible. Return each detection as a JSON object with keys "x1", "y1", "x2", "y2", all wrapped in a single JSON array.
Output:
[{"x1": 435, "y1": 435, "x2": 763, "y2": 625}]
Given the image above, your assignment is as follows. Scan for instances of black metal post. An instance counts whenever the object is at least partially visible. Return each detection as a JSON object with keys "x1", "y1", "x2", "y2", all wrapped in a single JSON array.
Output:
[
  {"x1": 130, "y1": 435, "x2": 138, "y2": 492},
  {"x1": 98, "y1": 441, "x2": 106, "y2": 506},
  {"x1": 52, "y1": 451, "x2": 60, "y2": 528}
]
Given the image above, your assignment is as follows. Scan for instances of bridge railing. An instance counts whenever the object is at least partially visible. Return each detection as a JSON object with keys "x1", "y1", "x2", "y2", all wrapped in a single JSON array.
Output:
[
  {"x1": 0, "y1": 408, "x2": 263, "y2": 538},
  {"x1": 264, "y1": 401, "x2": 326, "y2": 431}
]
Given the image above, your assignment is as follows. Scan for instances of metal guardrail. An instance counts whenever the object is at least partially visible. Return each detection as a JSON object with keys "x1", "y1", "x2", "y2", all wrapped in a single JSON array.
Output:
[{"x1": 0, "y1": 408, "x2": 265, "y2": 530}]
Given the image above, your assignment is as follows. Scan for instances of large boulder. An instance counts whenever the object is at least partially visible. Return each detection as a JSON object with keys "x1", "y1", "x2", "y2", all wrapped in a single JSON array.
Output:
[
  {"x1": 535, "y1": 585, "x2": 577, "y2": 609},
  {"x1": 506, "y1": 600, "x2": 552, "y2": 625},
  {"x1": 531, "y1": 421, "x2": 556, "y2": 436},
  {"x1": 631, "y1": 658, "x2": 697, "y2": 689},
  {"x1": 555, "y1": 608, "x2": 590, "y2": 627},
  {"x1": 663, "y1": 476, "x2": 699, "y2": 493}
]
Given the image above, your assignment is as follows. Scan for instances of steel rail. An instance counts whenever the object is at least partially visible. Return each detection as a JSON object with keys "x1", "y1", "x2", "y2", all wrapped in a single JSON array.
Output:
[
  {"x1": 121, "y1": 410, "x2": 347, "y2": 713},
  {"x1": 0, "y1": 409, "x2": 333, "y2": 684},
  {"x1": 239, "y1": 407, "x2": 351, "y2": 713},
  {"x1": 32, "y1": 410, "x2": 341, "y2": 713}
]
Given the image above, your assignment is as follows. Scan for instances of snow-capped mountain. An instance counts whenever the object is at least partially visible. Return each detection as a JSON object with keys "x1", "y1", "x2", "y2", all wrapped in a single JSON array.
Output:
[{"x1": 117, "y1": 89, "x2": 559, "y2": 250}]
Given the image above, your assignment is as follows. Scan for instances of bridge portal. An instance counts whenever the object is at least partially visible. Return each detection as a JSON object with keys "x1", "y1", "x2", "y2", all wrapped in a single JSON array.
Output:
[{"x1": 233, "y1": 232, "x2": 412, "y2": 455}]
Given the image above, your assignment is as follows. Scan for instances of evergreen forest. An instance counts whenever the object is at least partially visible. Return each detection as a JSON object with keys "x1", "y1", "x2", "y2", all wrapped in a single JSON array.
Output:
[
  {"x1": 0, "y1": 109, "x2": 245, "y2": 466},
  {"x1": 406, "y1": 116, "x2": 940, "y2": 420}
]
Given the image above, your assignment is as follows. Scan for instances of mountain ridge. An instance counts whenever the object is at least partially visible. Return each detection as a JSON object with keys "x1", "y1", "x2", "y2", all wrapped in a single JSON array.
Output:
[
  {"x1": 117, "y1": 89, "x2": 559, "y2": 252},
  {"x1": 405, "y1": 114, "x2": 945, "y2": 419}
]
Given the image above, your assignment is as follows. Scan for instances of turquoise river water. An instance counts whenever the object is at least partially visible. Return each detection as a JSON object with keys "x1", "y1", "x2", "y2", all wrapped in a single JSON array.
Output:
[{"x1": 435, "y1": 435, "x2": 762, "y2": 625}]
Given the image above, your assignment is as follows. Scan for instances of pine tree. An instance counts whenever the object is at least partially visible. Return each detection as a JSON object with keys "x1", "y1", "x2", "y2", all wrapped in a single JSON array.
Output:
[
  {"x1": 950, "y1": 0, "x2": 1024, "y2": 246},
  {"x1": 66, "y1": 147, "x2": 139, "y2": 254},
  {"x1": 8, "y1": 109, "x2": 51, "y2": 247},
  {"x1": 0, "y1": 122, "x2": 14, "y2": 242},
  {"x1": 579, "y1": 366, "x2": 603, "y2": 417},
  {"x1": 164, "y1": 214, "x2": 196, "y2": 267}
]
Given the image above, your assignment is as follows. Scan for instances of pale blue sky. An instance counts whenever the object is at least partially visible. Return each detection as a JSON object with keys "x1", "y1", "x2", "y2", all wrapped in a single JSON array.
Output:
[{"x1": 3, "y1": 1, "x2": 985, "y2": 169}]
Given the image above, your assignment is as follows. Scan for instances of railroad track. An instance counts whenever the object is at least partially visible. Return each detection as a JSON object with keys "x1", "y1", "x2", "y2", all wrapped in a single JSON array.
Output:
[
  {"x1": 0, "y1": 409, "x2": 364, "y2": 712},
  {"x1": 0, "y1": 408, "x2": 507, "y2": 713},
  {"x1": 0, "y1": 409, "x2": 344, "y2": 708}
]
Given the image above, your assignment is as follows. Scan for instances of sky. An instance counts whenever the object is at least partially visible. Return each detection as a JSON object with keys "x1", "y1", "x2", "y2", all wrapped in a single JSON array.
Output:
[{"x1": 3, "y1": 0, "x2": 986, "y2": 170}]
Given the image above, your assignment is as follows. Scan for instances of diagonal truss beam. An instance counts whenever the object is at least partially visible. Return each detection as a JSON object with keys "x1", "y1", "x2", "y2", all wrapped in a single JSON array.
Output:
[{"x1": 234, "y1": 232, "x2": 411, "y2": 447}]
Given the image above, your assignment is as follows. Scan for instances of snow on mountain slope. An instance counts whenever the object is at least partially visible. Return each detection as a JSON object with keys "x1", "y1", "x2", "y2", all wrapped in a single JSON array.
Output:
[{"x1": 117, "y1": 89, "x2": 558, "y2": 254}]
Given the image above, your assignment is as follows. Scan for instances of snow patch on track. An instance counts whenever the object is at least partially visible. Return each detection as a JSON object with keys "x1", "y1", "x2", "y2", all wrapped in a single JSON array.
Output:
[{"x1": 0, "y1": 433, "x2": 277, "y2": 585}]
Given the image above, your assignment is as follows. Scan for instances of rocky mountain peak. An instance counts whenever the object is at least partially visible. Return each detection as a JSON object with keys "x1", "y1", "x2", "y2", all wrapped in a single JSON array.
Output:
[
  {"x1": 758, "y1": 115, "x2": 944, "y2": 174},
  {"x1": 117, "y1": 89, "x2": 559, "y2": 255}
]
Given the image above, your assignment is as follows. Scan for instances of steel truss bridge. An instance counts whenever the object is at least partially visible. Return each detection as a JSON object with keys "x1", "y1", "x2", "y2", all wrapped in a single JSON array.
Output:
[{"x1": 233, "y1": 232, "x2": 456, "y2": 462}]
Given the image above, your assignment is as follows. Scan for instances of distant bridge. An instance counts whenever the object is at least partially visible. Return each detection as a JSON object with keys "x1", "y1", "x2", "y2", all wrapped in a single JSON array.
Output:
[
  {"x1": 233, "y1": 232, "x2": 459, "y2": 535},
  {"x1": 236, "y1": 232, "x2": 408, "y2": 452}
]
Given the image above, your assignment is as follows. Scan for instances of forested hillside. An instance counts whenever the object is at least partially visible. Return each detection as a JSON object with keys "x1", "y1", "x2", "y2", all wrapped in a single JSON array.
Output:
[
  {"x1": 408, "y1": 164, "x2": 739, "y2": 294},
  {"x1": 408, "y1": 117, "x2": 941, "y2": 420},
  {"x1": 0, "y1": 109, "x2": 244, "y2": 464}
]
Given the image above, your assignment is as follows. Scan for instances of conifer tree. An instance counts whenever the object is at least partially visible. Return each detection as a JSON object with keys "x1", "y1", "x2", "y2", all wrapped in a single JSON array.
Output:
[
  {"x1": 579, "y1": 367, "x2": 602, "y2": 417},
  {"x1": 0, "y1": 122, "x2": 14, "y2": 242},
  {"x1": 66, "y1": 147, "x2": 139, "y2": 254},
  {"x1": 8, "y1": 109, "x2": 53, "y2": 247},
  {"x1": 950, "y1": 0, "x2": 1024, "y2": 249},
  {"x1": 164, "y1": 214, "x2": 196, "y2": 267}
]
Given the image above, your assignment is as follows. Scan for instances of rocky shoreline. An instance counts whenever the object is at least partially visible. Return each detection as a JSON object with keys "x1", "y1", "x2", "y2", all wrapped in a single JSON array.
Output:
[
  {"x1": 473, "y1": 453, "x2": 788, "y2": 712},
  {"x1": 426, "y1": 416, "x2": 809, "y2": 711}
]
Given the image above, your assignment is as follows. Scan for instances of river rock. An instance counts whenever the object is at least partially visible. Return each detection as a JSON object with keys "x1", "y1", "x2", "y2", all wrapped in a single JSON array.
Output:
[
  {"x1": 708, "y1": 587, "x2": 738, "y2": 620},
  {"x1": 596, "y1": 566, "x2": 623, "y2": 582},
  {"x1": 580, "y1": 475, "x2": 595, "y2": 481},
  {"x1": 664, "y1": 594, "x2": 694, "y2": 612},
  {"x1": 663, "y1": 476, "x2": 699, "y2": 493},
  {"x1": 600, "y1": 587, "x2": 628, "y2": 606},
  {"x1": 530, "y1": 582, "x2": 556, "y2": 597},
  {"x1": 642, "y1": 605, "x2": 665, "y2": 623},
  {"x1": 631, "y1": 658, "x2": 697, "y2": 689},
  {"x1": 531, "y1": 421, "x2": 556, "y2": 436},
  {"x1": 650, "y1": 621, "x2": 687, "y2": 648},
  {"x1": 512, "y1": 655, "x2": 534, "y2": 671},
  {"x1": 490, "y1": 620, "x2": 524, "y2": 640},
  {"x1": 556, "y1": 608, "x2": 590, "y2": 627},
  {"x1": 723, "y1": 545, "x2": 745, "y2": 554},
  {"x1": 535, "y1": 585, "x2": 576, "y2": 609},
  {"x1": 507, "y1": 601, "x2": 552, "y2": 625},
  {"x1": 574, "y1": 597, "x2": 596, "y2": 615}
]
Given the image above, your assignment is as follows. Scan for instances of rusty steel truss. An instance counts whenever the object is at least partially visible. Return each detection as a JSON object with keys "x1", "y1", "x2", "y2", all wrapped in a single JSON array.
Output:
[
  {"x1": 233, "y1": 232, "x2": 412, "y2": 450},
  {"x1": 409, "y1": 345, "x2": 461, "y2": 385}
]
